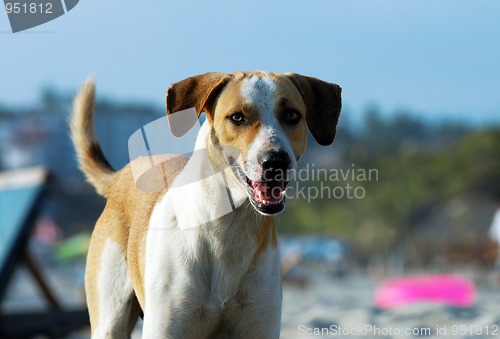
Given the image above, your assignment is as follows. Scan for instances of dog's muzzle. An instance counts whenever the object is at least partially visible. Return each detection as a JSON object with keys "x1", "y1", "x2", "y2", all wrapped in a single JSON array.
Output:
[{"x1": 243, "y1": 150, "x2": 292, "y2": 215}]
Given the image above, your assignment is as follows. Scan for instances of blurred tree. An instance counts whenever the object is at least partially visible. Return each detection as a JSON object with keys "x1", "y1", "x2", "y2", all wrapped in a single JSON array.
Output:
[{"x1": 281, "y1": 110, "x2": 500, "y2": 263}]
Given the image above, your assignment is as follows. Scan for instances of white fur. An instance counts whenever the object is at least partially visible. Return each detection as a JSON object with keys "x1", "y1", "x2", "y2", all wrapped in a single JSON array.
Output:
[
  {"x1": 142, "y1": 120, "x2": 282, "y2": 337},
  {"x1": 93, "y1": 239, "x2": 134, "y2": 338}
]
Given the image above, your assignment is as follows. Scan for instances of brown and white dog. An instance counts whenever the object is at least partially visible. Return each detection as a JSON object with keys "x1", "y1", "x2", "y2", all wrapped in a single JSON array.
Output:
[{"x1": 71, "y1": 71, "x2": 341, "y2": 338}]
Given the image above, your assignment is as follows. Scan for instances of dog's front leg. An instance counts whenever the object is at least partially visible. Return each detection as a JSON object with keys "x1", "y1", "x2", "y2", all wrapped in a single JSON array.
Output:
[{"x1": 142, "y1": 222, "x2": 219, "y2": 338}]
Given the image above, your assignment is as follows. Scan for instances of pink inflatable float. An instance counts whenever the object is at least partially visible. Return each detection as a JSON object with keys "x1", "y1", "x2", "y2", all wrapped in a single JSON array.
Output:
[{"x1": 374, "y1": 274, "x2": 476, "y2": 309}]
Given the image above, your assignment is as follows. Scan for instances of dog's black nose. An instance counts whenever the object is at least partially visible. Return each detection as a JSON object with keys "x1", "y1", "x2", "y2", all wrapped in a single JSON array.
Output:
[{"x1": 260, "y1": 151, "x2": 291, "y2": 180}]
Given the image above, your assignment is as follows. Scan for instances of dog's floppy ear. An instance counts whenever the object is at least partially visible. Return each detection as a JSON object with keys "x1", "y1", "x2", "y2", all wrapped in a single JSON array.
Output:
[
  {"x1": 285, "y1": 73, "x2": 342, "y2": 146},
  {"x1": 166, "y1": 72, "x2": 232, "y2": 118}
]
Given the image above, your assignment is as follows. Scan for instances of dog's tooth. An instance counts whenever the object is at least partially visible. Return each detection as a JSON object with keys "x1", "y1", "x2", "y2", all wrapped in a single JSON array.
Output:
[{"x1": 257, "y1": 191, "x2": 263, "y2": 202}]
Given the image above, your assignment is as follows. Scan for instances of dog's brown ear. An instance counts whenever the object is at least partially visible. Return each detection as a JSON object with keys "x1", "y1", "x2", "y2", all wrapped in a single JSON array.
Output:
[
  {"x1": 285, "y1": 73, "x2": 342, "y2": 146},
  {"x1": 166, "y1": 72, "x2": 233, "y2": 118}
]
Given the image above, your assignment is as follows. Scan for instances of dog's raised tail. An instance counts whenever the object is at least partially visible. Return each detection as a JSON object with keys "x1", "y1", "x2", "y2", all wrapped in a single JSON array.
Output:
[{"x1": 70, "y1": 77, "x2": 115, "y2": 197}]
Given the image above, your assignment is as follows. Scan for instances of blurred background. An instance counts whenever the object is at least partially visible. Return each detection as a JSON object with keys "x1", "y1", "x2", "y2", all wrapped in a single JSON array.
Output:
[{"x1": 1, "y1": 1, "x2": 500, "y2": 338}]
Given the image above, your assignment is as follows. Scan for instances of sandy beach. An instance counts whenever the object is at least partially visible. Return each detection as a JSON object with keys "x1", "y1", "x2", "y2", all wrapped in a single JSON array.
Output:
[
  {"x1": 280, "y1": 267, "x2": 500, "y2": 339},
  {"x1": 3, "y1": 261, "x2": 500, "y2": 339}
]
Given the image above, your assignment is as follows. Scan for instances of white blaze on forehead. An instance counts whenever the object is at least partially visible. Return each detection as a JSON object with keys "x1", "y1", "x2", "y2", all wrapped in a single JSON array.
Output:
[{"x1": 240, "y1": 74, "x2": 277, "y2": 118}]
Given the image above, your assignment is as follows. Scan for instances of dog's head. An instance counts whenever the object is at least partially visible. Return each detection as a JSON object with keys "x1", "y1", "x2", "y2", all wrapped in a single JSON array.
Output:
[{"x1": 167, "y1": 71, "x2": 342, "y2": 215}]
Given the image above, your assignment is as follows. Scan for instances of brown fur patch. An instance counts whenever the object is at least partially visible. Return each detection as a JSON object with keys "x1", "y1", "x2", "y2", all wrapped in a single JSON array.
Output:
[
  {"x1": 285, "y1": 73, "x2": 342, "y2": 146},
  {"x1": 252, "y1": 216, "x2": 278, "y2": 267}
]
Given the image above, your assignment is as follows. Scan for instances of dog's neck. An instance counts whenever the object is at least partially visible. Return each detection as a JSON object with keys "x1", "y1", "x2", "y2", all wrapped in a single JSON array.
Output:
[
  {"x1": 166, "y1": 121, "x2": 277, "y2": 265},
  {"x1": 170, "y1": 121, "x2": 268, "y2": 230}
]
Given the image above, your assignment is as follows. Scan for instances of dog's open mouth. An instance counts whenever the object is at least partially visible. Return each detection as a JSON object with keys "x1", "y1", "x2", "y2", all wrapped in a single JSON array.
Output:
[
  {"x1": 229, "y1": 158, "x2": 288, "y2": 215},
  {"x1": 245, "y1": 177, "x2": 287, "y2": 214}
]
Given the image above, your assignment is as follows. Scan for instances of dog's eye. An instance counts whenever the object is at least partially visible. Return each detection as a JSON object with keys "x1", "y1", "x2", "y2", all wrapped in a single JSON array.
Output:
[
  {"x1": 229, "y1": 112, "x2": 246, "y2": 125},
  {"x1": 283, "y1": 110, "x2": 301, "y2": 125}
]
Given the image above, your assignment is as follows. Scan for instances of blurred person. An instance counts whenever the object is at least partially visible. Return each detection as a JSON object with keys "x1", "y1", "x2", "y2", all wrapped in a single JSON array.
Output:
[{"x1": 488, "y1": 192, "x2": 500, "y2": 269}]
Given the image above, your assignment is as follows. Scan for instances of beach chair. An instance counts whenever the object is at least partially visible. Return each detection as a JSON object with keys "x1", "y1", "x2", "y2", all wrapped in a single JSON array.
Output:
[{"x1": 0, "y1": 167, "x2": 89, "y2": 338}]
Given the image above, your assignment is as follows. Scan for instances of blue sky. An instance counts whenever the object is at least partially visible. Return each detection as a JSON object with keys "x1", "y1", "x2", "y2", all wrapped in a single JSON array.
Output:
[{"x1": 1, "y1": 0, "x2": 499, "y2": 125}]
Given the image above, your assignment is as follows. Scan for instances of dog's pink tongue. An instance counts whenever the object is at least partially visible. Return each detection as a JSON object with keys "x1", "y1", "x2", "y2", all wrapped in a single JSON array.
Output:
[{"x1": 252, "y1": 180, "x2": 285, "y2": 204}]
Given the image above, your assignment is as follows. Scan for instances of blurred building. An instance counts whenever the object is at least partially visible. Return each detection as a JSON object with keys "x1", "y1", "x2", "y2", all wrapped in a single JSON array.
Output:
[
  {"x1": 0, "y1": 94, "x2": 161, "y2": 180},
  {"x1": 0, "y1": 93, "x2": 162, "y2": 235}
]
